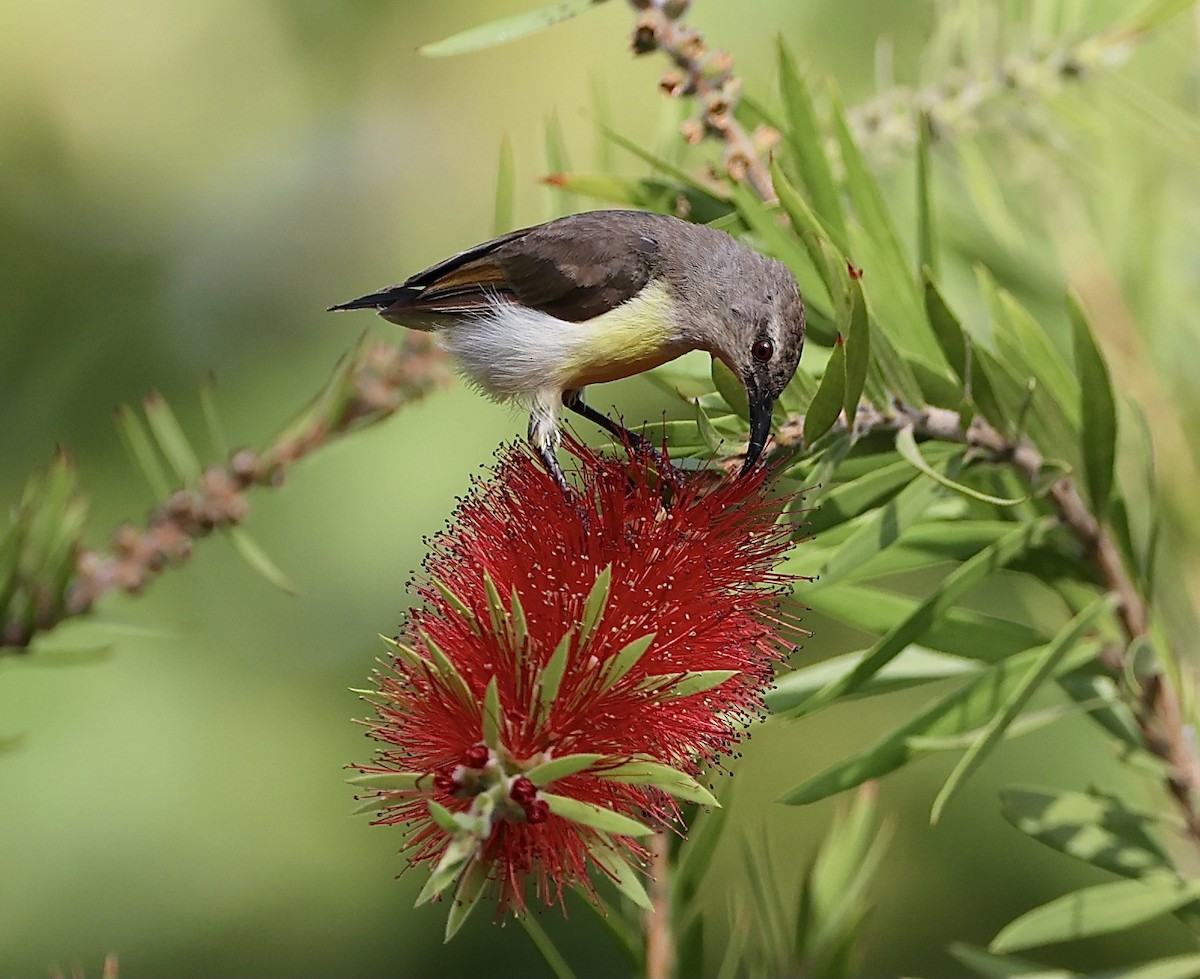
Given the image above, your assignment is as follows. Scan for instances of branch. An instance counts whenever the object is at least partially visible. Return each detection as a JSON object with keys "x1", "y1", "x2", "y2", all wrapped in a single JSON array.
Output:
[
  {"x1": 756, "y1": 402, "x2": 1200, "y2": 844},
  {"x1": 627, "y1": 0, "x2": 776, "y2": 200},
  {"x1": 644, "y1": 829, "x2": 675, "y2": 979},
  {"x1": 2, "y1": 335, "x2": 450, "y2": 652}
]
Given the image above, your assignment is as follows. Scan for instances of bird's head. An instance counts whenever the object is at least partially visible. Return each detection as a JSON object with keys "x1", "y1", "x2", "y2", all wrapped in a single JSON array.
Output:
[{"x1": 711, "y1": 259, "x2": 806, "y2": 473}]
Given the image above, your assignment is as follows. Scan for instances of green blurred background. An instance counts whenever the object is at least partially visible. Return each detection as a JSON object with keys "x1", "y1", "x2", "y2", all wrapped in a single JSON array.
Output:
[{"x1": 2, "y1": 1, "x2": 1198, "y2": 975}]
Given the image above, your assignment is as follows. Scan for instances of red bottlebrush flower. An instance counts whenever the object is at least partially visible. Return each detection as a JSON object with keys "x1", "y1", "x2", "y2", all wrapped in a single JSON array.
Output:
[{"x1": 352, "y1": 439, "x2": 799, "y2": 933}]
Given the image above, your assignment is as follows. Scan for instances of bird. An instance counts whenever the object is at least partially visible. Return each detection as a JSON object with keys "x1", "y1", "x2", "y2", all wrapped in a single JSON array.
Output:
[{"x1": 329, "y1": 209, "x2": 806, "y2": 492}]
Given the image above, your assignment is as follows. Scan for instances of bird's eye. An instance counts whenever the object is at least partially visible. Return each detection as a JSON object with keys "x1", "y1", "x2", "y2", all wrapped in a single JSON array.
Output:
[{"x1": 752, "y1": 338, "x2": 774, "y2": 363}]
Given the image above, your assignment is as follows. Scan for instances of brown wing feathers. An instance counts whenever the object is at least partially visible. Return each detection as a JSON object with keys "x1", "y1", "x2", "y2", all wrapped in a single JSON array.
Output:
[{"x1": 329, "y1": 210, "x2": 663, "y2": 325}]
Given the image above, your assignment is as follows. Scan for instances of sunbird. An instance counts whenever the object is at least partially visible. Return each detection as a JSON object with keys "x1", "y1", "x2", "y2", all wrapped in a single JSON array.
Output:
[{"x1": 331, "y1": 209, "x2": 806, "y2": 491}]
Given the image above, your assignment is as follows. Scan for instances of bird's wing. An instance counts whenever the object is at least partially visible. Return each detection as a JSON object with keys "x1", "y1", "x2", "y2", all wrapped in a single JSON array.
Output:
[{"x1": 332, "y1": 212, "x2": 664, "y2": 323}]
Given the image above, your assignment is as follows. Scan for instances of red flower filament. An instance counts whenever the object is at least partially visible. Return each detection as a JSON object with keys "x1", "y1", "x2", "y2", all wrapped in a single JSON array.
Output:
[{"x1": 353, "y1": 440, "x2": 799, "y2": 921}]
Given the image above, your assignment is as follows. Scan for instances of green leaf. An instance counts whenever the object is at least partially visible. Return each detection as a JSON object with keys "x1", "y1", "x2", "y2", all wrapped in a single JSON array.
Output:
[
  {"x1": 519, "y1": 914, "x2": 579, "y2": 979},
  {"x1": 991, "y1": 876, "x2": 1200, "y2": 954},
  {"x1": 540, "y1": 794, "x2": 655, "y2": 837},
  {"x1": 815, "y1": 455, "x2": 960, "y2": 585},
  {"x1": 431, "y1": 577, "x2": 479, "y2": 631},
  {"x1": 712, "y1": 358, "x2": 750, "y2": 421},
  {"x1": 197, "y1": 373, "x2": 229, "y2": 458},
  {"x1": 537, "y1": 629, "x2": 573, "y2": 718},
  {"x1": 600, "y1": 632, "x2": 656, "y2": 691},
  {"x1": 916, "y1": 111, "x2": 936, "y2": 277},
  {"x1": 1000, "y1": 786, "x2": 1172, "y2": 880},
  {"x1": 780, "y1": 638, "x2": 1100, "y2": 804},
  {"x1": 589, "y1": 844, "x2": 654, "y2": 912},
  {"x1": 143, "y1": 392, "x2": 202, "y2": 485},
  {"x1": 803, "y1": 457, "x2": 922, "y2": 535},
  {"x1": 804, "y1": 518, "x2": 1052, "y2": 714},
  {"x1": 948, "y1": 943, "x2": 1071, "y2": 979},
  {"x1": 379, "y1": 634, "x2": 430, "y2": 672},
  {"x1": 526, "y1": 753, "x2": 603, "y2": 787},
  {"x1": 482, "y1": 677, "x2": 502, "y2": 750},
  {"x1": 445, "y1": 858, "x2": 488, "y2": 941},
  {"x1": 639, "y1": 670, "x2": 738, "y2": 699},
  {"x1": 776, "y1": 37, "x2": 848, "y2": 251},
  {"x1": 771, "y1": 160, "x2": 843, "y2": 313},
  {"x1": 842, "y1": 276, "x2": 870, "y2": 418},
  {"x1": 768, "y1": 646, "x2": 980, "y2": 714},
  {"x1": 415, "y1": 833, "x2": 475, "y2": 907},
  {"x1": 427, "y1": 800, "x2": 464, "y2": 835},
  {"x1": 895, "y1": 426, "x2": 1026, "y2": 506},
  {"x1": 494, "y1": 136, "x2": 515, "y2": 235},
  {"x1": 226, "y1": 527, "x2": 297, "y2": 594},
  {"x1": 1068, "y1": 292, "x2": 1118, "y2": 514},
  {"x1": 929, "y1": 596, "x2": 1113, "y2": 824},
  {"x1": 114, "y1": 405, "x2": 171, "y2": 499},
  {"x1": 420, "y1": 630, "x2": 477, "y2": 709},
  {"x1": 924, "y1": 274, "x2": 968, "y2": 383},
  {"x1": 597, "y1": 760, "x2": 720, "y2": 808},
  {"x1": 419, "y1": 0, "x2": 609, "y2": 56},
  {"x1": 804, "y1": 337, "x2": 847, "y2": 445},
  {"x1": 577, "y1": 565, "x2": 612, "y2": 650},
  {"x1": 544, "y1": 173, "x2": 731, "y2": 224},
  {"x1": 730, "y1": 182, "x2": 815, "y2": 286}
]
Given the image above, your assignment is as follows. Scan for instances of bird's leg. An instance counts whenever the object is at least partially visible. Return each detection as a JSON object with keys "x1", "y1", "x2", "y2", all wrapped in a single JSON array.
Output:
[
  {"x1": 562, "y1": 390, "x2": 655, "y2": 457},
  {"x1": 529, "y1": 397, "x2": 571, "y2": 496}
]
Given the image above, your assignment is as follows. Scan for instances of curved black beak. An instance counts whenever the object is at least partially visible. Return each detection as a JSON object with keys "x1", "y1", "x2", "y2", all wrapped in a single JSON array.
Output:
[{"x1": 741, "y1": 378, "x2": 775, "y2": 474}]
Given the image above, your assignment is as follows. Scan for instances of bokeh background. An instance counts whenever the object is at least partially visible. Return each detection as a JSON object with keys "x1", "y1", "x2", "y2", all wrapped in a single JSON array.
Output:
[{"x1": 2, "y1": 1, "x2": 1198, "y2": 975}]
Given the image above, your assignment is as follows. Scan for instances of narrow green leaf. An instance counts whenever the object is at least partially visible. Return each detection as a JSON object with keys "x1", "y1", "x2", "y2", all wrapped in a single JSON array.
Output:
[
  {"x1": 226, "y1": 527, "x2": 297, "y2": 594},
  {"x1": 415, "y1": 834, "x2": 474, "y2": 907},
  {"x1": 916, "y1": 111, "x2": 936, "y2": 277},
  {"x1": 803, "y1": 457, "x2": 921, "y2": 535},
  {"x1": 114, "y1": 404, "x2": 171, "y2": 498},
  {"x1": 519, "y1": 914, "x2": 579, "y2": 979},
  {"x1": 804, "y1": 338, "x2": 847, "y2": 445},
  {"x1": 815, "y1": 455, "x2": 959, "y2": 585},
  {"x1": 600, "y1": 632, "x2": 656, "y2": 691},
  {"x1": 730, "y1": 181, "x2": 814, "y2": 283},
  {"x1": 949, "y1": 943, "x2": 1071, "y2": 979},
  {"x1": 895, "y1": 427, "x2": 1026, "y2": 506},
  {"x1": 198, "y1": 373, "x2": 229, "y2": 458},
  {"x1": 930, "y1": 596, "x2": 1113, "y2": 824},
  {"x1": 494, "y1": 136, "x2": 515, "y2": 235},
  {"x1": 482, "y1": 677, "x2": 502, "y2": 750},
  {"x1": 420, "y1": 630, "x2": 477, "y2": 709},
  {"x1": 537, "y1": 629, "x2": 573, "y2": 717},
  {"x1": 800, "y1": 518, "x2": 1053, "y2": 717},
  {"x1": 427, "y1": 800, "x2": 465, "y2": 835},
  {"x1": 1068, "y1": 292, "x2": 1117, "y2": 514},
  {"x1": 923, "y1": 274, "x2": 968, "y2": 383},
  {"x1": 639, "y1": 670, "x2": 738, "y2": 699},
  {"x1": 776, "y1": 37, "x2": 848, "y2": 251},
  {"x1": 598, "y1": 760, "x2": 720, "y2": 808},
  {"x1": 712, "y1": 358, "x2": 749, "y2": 421},
  {"x1": 800, "y1": 582, "x2": 1051, "y2": 663},
  {"x1": 481, "y1": 571, "x2": 508, "y2": 639},
  {"x1": 1000, "y1": 786, "x2": 1172, "y2": 880},
  {"x1": 771, "y1": 160, "x2": 843, "y2": 311},
  {"x1": 577, "y1": 565, "x2": 612, "y2": 649},
  {"x1": 768, "y1": 646, "x2": 979, "y2": 714},
  {"x1": 510, "y1": 585, "x2": 528, "y2": 651},
  {"x1": 431, "y1": 577, "x2": 478, "y2": 630},
  {"x1": 842, "y1": 277, "x2": 870, "y2": 419},
  {"x1": 419, "y1": 0, "x2": 608, "y2": 56},
  {"x1": 143, "y1": 393, "x2": 202, "y2": 485},
  {"x1": 780, "y1": 638, "x2": 1100, "y2": 804},
  {"x1": 544, "y1": 173, "x2": 731, "y2": 224},
  {"x1": 526, "y1": 753, "x2": 603, "y2": 787},
  {"x1": 540, "y1": 794, "x2": 655, "y2": 837},
  {"x1": 379, "y1": 634, "x2": 430, "y2": 672},
  {"x1": 990, "y1": 877, "x2": 1200, "y2": 953},
  {"x1": 445, "y1": 859, "x2": 488, "y2": 941},
  {"x1": 590, "y1": 844, "x2": 654, "y2": 911}
]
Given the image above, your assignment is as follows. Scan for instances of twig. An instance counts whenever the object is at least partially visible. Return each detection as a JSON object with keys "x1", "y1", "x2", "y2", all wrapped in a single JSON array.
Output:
[
  {"x1": 750, "y1": 402, "x2": 1200, "y2": 845},
  {"x1": 644, "y1": 829, "x2": 675, "y2": 979},
  {"x1": 627, "y1": 0, "x2": 775, "y2": 201},
  {"x1": 1, "y1": 336, "x2": 450, "y2": 651}
]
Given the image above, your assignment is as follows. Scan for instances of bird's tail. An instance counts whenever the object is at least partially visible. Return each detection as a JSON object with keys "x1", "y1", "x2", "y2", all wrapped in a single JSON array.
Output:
[{"x1": 327, "y1": 286, "x2": 415, "y2": 313}]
